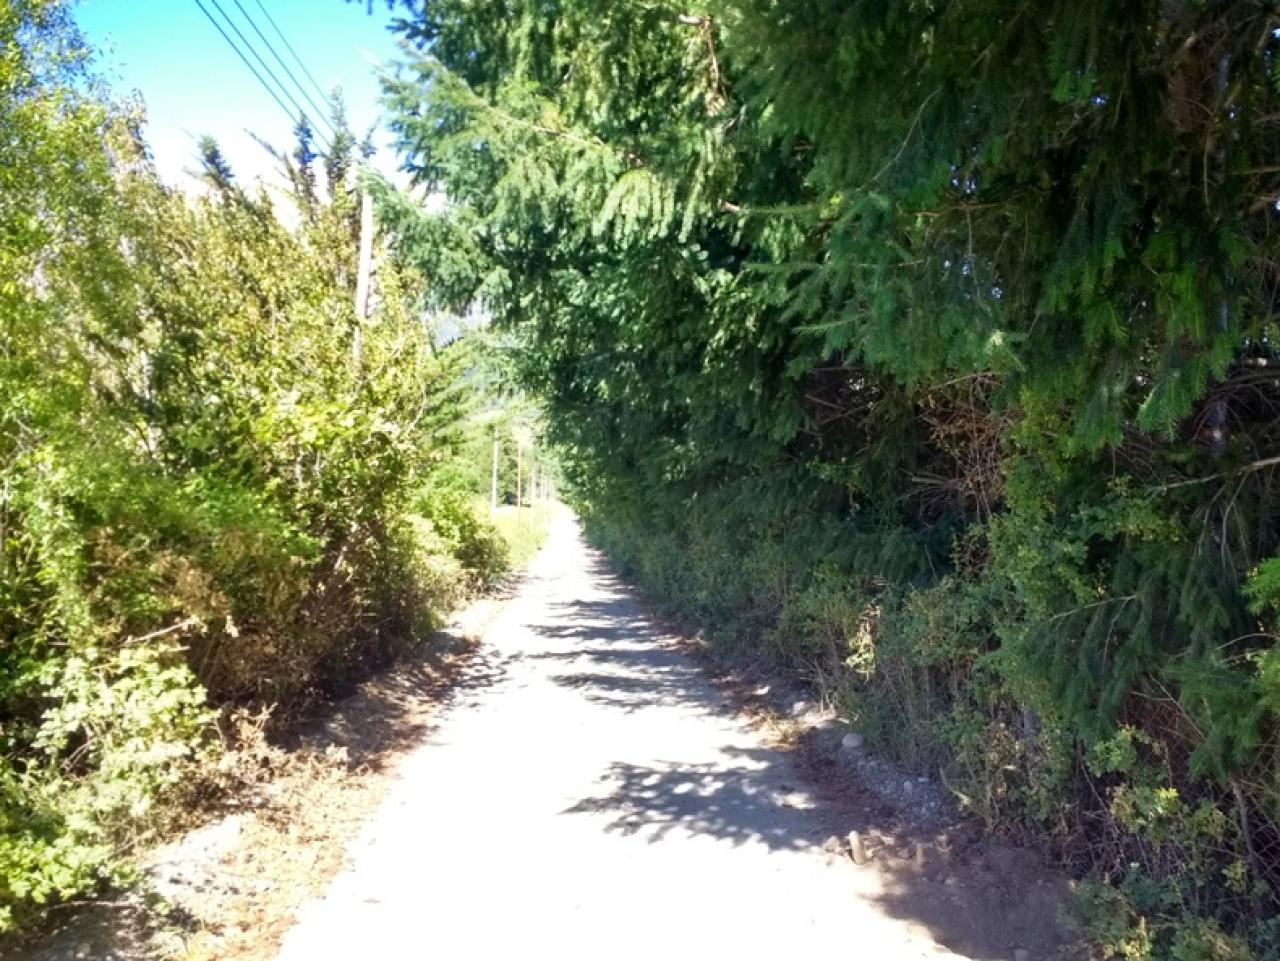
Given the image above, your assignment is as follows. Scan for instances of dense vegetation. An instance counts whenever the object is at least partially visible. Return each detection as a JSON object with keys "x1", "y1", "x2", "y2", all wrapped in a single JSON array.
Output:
[
  {"x1": 376, "y1": 0, "x2": 1280, "y2": 956},
  {"x1": 0, "y1": 0, "x2": 528, "y2": 935}
]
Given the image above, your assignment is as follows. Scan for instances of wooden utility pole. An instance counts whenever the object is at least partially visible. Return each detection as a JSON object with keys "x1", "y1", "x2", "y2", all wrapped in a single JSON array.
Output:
[
  {"x1": 353, "y1": 186, "x2": 374, "y2": 368},
  {"x1": 490, "y1": 426, "x2": 499, "y2": 518},
  {"x1": 515, "y1": 439, "x2": 523, "y2": 514}
]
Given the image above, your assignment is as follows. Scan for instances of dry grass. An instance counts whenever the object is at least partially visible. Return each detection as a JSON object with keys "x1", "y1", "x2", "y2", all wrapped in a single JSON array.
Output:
[{"x1": 171, "y1": 616, "x2": 507, "y2": 961}]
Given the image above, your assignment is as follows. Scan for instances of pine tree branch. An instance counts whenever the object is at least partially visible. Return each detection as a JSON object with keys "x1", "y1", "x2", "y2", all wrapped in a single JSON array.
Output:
[
  {"x1": 677, "y1": 13, "x2": 727, "y2": 114},
  {"x1": 426, "y1": 55, "x2": 644, "y2": 166},
  {"x1": 872, "y1": 88, "x2": 940, "y2": 183},
  {"x1": 120, "y1": 616, "x2": 204, "y2": 647},
  {"x1": 1153, "y1": 453, "x2": 1280, "y2": 492}
]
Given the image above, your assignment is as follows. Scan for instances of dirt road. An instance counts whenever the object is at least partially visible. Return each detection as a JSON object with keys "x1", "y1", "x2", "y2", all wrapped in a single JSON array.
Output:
[{"x1": 273, "y1": 512, "x2": 1026, "y2": 960}]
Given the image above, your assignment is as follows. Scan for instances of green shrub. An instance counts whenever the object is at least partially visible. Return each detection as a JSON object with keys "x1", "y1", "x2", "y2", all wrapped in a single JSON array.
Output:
[
  {"x1": 0, "y1": 2, "x2": 513, "y2": 934},
  {"x1": 416, "y1": 487, "x2": 510, "y2": 588}
]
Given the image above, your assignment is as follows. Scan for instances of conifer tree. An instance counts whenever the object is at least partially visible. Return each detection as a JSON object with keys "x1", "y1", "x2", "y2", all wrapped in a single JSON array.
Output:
[{"x1": 376, "y1": 2, "x2": 1280, "y2": 953}]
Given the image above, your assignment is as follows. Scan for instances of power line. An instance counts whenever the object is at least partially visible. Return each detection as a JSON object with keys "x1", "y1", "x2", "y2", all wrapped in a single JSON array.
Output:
[
  {"x1": 230, "y1": 0, "x2": 342, "y2": 142},
  {"x1": 205, "y1": 0, "x2": 331, "y2": 149},
  {"x1": 250, "y1": 0, "x2": 341, "y2": 122},
  {"x1": 197, "y1": 0, "x2": 333, "y2": 151},
  {"x1": 191, "y1": 0, "x2": 301, "y2": 135}
]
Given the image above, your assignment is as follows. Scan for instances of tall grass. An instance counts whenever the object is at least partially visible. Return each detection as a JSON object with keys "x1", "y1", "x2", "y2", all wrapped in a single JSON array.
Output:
[{"x1": 489, "y1": 502, "x2": 557, "y2": 569}]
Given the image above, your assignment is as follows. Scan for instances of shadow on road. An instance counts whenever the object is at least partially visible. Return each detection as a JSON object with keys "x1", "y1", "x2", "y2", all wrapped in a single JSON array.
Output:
[
  {"x1": 287, "y1": 620, "x2": 518, "y2": 769},
  {"x1": 562, "y1": 748, "x2": 825, "y2": 850},
  {"x1": 530, "y1": 584, "x2": 728, "y2": 717},
  {"x1": 538, "y1": 542, "x2": 1080, "y2": 961}
]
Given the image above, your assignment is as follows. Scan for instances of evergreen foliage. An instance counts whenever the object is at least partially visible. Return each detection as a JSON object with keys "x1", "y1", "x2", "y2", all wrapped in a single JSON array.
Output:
[{"x1": 377, "y1": 0, "x2": 1280, "y2": 954}]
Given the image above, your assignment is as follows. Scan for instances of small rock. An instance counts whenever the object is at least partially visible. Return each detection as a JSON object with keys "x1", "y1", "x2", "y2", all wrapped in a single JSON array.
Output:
[
  {"x1": 841, "y1": 732, "x2": 865, "y2": 751},
  {"x1": 848, "y1": 830, "x2": 869, "y2": 865},
  {"x1": 944, "y1": 876, "x2": 959, "y2": 886},
  {"x1": 902, "y1": 780, "x2": 914, "y2": 794},
  {"x1": 917, "y1": 776, "x2": 929, "y2": 784}
]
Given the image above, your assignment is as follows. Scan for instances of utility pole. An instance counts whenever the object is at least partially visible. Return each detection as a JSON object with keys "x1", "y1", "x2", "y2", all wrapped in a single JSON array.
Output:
[
  {"x1": 490, "y1": 425, "x2": 499, "y2": 518},
  {"x1": 515, "y1": 438, "x2": 523, "y2": 517},
  {"x1": 352, "y1": 185, "x2": 374, "y2": 369}
]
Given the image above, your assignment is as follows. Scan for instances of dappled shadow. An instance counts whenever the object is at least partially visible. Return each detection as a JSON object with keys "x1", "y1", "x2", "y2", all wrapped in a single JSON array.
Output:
[
  {"x1": 545, "y1": 532, "x2": 1083, "y2": 960},
  {"x1": 539, "y1": 555, "x2": 836, "y2": 850},
  {"x1": 563, "y1": 747, "x2": 828, "y2": 850},
  {"x1": 863, "y1": 855, "x2": 1080, "y2": 960},
  {"x1": 529, "y1": 584, "x2": 726, "y2": 716},
  {"x1": 546, "y1": 668, "x2": 718, "y2": 714},
  {"x1": 530, "y1": 597, "x2": 666, "y2": 644},
  {"x1": 279, "y1": 622, "x2": 516, "y2": 773},
  {"x1": 529, "y1": 642, "x2": 734, "y2": 717}
]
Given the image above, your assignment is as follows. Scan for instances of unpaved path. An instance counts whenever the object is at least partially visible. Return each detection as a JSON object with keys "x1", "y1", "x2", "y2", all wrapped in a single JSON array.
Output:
[{"x1": 274, "y1": 512, "x2": 1051, "y2": 960}]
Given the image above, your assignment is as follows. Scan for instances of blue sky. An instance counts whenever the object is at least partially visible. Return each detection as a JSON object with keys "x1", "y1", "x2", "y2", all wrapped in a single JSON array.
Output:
[{"x1": 76, "y1": 0, "x2": 408, "y2": 191}]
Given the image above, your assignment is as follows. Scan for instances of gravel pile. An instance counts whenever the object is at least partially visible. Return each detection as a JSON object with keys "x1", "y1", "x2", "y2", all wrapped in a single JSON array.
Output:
[
  {"x1": 782, "y1": 698, "x2": 958, "y2": 828},
  {"x1": 834, "y1": 734, "x2": 955, "y2": 827}
]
